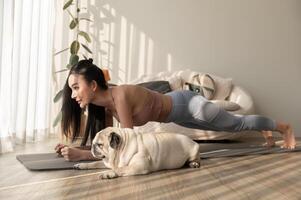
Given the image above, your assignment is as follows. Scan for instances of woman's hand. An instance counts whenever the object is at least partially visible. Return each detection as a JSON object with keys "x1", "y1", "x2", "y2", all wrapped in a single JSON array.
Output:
[
  {"x1": 55, "y1": 143, "x2": 95, "y2": 161},
  {"x1": 60, "y1": 147, "x2": 87, "y2": 161},
  {"x1": 54, "y1": 143, "x2": 68, "y2": 155}
]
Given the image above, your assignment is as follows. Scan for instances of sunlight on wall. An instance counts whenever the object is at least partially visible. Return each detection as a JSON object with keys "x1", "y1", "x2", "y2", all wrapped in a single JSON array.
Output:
[
  {"x1": 126, "y1": 23, "x2": 134, "y2": 82},
  {"x1": 137, "y1": 31, "x2": 146, "y2": 80},
  {"x1": 109, "y1": 16, "x2": 164, "y2": 84},
  {"x1": 86, "y1": 3, "x2": 172, "y2": 84},
  {"x1": 146, "y1": 38, "x2": 154, "y2": 75},
  {"x1": 55, "y1": 0, "x2": 174, "y2": 85},
  {"x1": 167, "y1": 53, "x2": 172, "y2": 72},
  {"x1": 107, "y1": 7, "x2": 116, "y2": 73},
  {"x1": 117, "y1": 16, "x2": 127, "y2": 83}
]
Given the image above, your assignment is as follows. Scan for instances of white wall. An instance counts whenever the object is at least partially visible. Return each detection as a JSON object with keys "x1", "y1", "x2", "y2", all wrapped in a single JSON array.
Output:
[{"x1": 54, "y1": 0, "x2": 301, "y2": 136}]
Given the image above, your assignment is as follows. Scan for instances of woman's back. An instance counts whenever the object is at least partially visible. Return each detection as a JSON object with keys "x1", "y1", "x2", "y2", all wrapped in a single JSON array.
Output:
[{"x1": 112, "y1": 85, "x2": 172, "y2": 126}]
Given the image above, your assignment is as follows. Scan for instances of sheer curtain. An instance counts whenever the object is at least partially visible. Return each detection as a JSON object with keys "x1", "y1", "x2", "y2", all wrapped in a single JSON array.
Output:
[{"x1": 0, "y1": 0, "x2": 55, "y2": 153}]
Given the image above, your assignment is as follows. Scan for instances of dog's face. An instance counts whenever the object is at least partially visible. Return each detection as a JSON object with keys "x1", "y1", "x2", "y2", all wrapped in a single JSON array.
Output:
[{"x1": 91, "y1": 127, "x2": 122, "y2": 160}]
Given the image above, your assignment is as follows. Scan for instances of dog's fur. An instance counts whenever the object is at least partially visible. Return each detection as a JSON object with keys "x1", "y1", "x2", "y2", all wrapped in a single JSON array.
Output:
[{"x1": 74, "y1": 127, "x2": 200, "y2": 179}]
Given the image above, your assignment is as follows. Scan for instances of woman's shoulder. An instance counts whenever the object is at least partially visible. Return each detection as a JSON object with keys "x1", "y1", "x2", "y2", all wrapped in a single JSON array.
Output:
[
  {"x1": 114, "y1": 84, "x2": 131, "y2": 88},
  {"x1": 111, "y1": 84, "x2": 135, "y2": 98}
]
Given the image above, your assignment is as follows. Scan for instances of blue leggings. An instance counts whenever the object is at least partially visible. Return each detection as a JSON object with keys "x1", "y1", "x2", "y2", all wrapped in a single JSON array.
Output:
[{"x1": 165, "y1": 90, "x2": 276, "y2": 132}]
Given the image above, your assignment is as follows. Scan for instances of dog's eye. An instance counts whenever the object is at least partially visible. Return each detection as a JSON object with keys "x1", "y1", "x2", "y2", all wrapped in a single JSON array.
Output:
[{"x1": 97, "y1": 143, "x2": 103, "y2": 148}]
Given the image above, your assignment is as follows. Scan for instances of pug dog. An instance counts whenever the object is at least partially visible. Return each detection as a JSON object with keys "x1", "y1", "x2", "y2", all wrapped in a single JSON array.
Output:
[{"x1": 74, "y1": 127, "x2": 200, "y2": 179}]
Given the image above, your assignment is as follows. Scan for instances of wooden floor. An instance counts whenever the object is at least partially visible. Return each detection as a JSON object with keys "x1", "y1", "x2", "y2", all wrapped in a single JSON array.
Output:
[{"x1": 0, "y1": 137, "x2": 300, "y2": 200}]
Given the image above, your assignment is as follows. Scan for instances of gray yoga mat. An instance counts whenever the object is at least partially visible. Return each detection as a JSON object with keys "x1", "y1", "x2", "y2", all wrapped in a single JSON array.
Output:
[
  {"x1": 200, "y1": 146, "x2": 301, "y2": 159},
  {"x1": 17, "y1": 146, "x2": 301, "y2": 171},
  {"x1": 16, "y1": 153, "x2": 92, "y2": 171}
]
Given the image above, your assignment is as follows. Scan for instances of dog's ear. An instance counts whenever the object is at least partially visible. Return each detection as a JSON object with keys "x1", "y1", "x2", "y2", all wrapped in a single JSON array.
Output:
[{"x1": 109, "y1": 132, "x2": 121, "y2": 149}]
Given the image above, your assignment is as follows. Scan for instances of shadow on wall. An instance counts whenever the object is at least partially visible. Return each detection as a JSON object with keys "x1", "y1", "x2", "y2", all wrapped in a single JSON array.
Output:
[
  {"x1": 72, "y1": 0, "x2": 206, "y2": 84},
  {"x1": 56, "y1": 0, "x2": 209, "y2": 84}
]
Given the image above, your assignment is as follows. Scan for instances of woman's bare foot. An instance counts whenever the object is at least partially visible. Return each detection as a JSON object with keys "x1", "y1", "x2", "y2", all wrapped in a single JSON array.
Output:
[
  {"x1": 276, "y1": 122, "x2": 296, "y2": 149},
  {"x1": 261, "y1": 131, "x2": 276, "y2": 148}
]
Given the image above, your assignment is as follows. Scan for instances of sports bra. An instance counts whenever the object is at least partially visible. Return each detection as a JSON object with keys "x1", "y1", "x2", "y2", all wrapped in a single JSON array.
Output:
[{"x1": 110, "y1": 88, "x2": 163, "y2": 126}]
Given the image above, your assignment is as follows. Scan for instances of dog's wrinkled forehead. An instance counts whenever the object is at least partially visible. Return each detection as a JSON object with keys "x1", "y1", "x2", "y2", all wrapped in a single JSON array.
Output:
[{"x1": 93, "y1": 127, "x2": 120, "y2": 143}]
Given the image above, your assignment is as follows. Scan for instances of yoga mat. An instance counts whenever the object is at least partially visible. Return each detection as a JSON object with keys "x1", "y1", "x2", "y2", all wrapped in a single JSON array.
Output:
[
  {"x1": 16, "y1": 153, "x2": 92, "y2": 171},
  {"x1": 200, "y1": 146, "x2": 301, "y2": 159},
  {"x1": 17, "y1": 146, "x2": 301, "y2": 171}
]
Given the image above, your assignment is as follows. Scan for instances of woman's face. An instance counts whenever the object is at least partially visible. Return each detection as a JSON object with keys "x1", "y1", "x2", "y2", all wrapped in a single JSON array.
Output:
[{"x1": 68, "y1": 74, "x2": 94, "y2": 108}]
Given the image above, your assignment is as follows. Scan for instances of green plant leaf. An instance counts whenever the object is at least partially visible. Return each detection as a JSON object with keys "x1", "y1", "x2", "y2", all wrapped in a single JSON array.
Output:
[
  {"x1": 53, "y1": 111, "x2": 62, "y2": 127},
  {"x1": 53, "y1": 89, "x2": 63, "y2": 103},
  {"x1": 78, "y1": 31, "x2": 91, "y2": 43},
  {"x1": 54, "y1": 47, "x2": 69, "y2": 56},
  {"x1": 66, "y1": 63, "x2": 72, "y2": 69},
  {"x1": 70, "y1": 40, "x2": 80, "y2": 54},
  {"x1": 81, "y1": 43, "x2": 92, "y2": 54},
  {"x1": 69, "y1": 18, "x2": 78, "y2": 29},
  {"x1": 69, "y1": 54, "x2": 79, "y2": 66},
  {"x1": 63, "y1": 0, "x2": 73, "y2": 10}
]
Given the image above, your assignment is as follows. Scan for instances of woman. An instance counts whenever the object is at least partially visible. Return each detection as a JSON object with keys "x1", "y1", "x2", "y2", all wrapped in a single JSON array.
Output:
[{"x1": 56, "y1": 59, "x2": 296, "y2": 161}]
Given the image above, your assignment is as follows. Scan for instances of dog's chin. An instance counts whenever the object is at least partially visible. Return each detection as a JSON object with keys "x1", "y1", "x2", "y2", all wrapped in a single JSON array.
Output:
[
  {"x1": 92, "y1": 151, "x2": 105, "y2": 159},
  {"x1": 95, "y1": 154, "x2": 105, "y2": 159}
]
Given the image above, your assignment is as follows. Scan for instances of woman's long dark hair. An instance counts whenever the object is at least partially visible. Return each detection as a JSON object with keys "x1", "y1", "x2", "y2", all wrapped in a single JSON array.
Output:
[{"x1": 61, "y1": 59, "x2": 108, "y2": 146}]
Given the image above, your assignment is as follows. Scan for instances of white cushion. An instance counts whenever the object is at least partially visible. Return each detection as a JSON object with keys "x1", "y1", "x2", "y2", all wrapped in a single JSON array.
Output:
[
  {"x1": 166, "y1": 75, "x2": 183, "y2": 91},
  {"x1": 184, "y1": 73, "x2": 216, "y2": 99}
]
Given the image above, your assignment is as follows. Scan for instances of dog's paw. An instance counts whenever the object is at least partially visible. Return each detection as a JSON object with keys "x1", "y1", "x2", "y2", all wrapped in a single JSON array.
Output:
[
  {"x1": 189, "y1": 160, "x2": 200, "y2": 168},
  {"x1": 73, "y1": 163, "x2": 88, "y2": 170},
  {"x1": 99, "y1": 170, "x2": 118, "y2": 179}
]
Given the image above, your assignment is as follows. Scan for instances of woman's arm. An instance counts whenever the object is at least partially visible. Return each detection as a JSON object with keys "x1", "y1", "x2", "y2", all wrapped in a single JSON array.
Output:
[
  {"x1": 76, "y1": 145, "x2": 91, "y2": 150},
  {"x1": 57, "y1": 109, "x2": 114, "y2": 161},
  {"x1": 79, "y1": 149, "x2": 99, "y2": 161},
  {"x1": 56, "y1": 145, "x2": 98, "y2": 161},
  {"x1": 61, "y1": 147, "x2": 100, "y2": 161}
]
